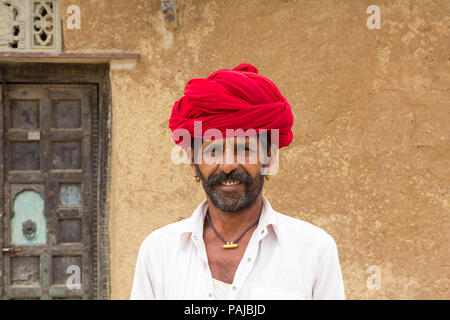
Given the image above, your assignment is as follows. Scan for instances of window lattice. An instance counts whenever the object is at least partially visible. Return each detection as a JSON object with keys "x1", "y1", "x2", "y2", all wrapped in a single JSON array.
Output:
[{"x1": 0, "y1": 0, "x2": 61, "y2": 52}]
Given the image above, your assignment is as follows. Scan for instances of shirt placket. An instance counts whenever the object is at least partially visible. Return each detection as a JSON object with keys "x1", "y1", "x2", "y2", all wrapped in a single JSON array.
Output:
[
  {"x1": 228, "y1": 225, "x2": 269, "y2": 299},
  {"x1": 191, "y1": 232, "x2": 216, "y2": 299}
]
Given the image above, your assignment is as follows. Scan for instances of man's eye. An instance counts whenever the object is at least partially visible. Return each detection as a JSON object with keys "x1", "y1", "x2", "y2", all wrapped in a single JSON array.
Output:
[{"x1": 205, "y1": 148, "x2": 222, "y2": 156}]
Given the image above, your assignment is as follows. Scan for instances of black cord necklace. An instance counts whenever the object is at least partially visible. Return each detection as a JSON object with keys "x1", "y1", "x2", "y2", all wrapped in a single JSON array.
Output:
[{"x1": 205, "y1": 210, "x2": 260, "y2": 249}]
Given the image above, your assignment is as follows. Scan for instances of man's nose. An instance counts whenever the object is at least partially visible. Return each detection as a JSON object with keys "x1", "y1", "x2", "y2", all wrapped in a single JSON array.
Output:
[
  {"x1": 218, "y1": 160, "x2": 239, "y2": 174},
  {"x1": 219, "y1": 145, "x2": 239, "y2": 174}
]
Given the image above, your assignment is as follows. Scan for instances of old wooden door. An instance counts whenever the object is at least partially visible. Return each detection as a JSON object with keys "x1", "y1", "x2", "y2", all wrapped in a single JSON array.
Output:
[{"x1": 1, "y1": 84, "x2": 97, "y2": 299}]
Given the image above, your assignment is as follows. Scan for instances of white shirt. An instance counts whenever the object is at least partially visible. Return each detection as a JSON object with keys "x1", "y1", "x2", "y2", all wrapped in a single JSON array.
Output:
[
  {"x1": 130, "y1": 196, "x2": 345, "y2": 300},
  {"x1": 212, "y1": 278, "x2": 232, "y2": 300}
]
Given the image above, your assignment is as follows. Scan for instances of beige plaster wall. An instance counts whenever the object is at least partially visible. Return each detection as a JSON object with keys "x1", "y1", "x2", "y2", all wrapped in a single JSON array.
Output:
[{"x1": 61, "y1": 0, "x2": 450, "y2": 299}]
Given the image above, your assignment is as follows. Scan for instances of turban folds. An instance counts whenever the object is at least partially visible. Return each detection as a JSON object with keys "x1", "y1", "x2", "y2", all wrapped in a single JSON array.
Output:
[{"x1": 169, "y1": 63, "x2": 294, "y2": 150}]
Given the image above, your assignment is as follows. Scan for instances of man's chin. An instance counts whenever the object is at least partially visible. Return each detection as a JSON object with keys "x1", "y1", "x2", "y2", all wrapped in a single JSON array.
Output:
[
  {"x1": 208, "y1": 193, "x2": 251, "y2": 213},
  {"x1": 212, "y1": 189, "x2": 246, "y2": 203},
  {"x1": 212, "y1": 203, "x2": 247, "y2": 213}
]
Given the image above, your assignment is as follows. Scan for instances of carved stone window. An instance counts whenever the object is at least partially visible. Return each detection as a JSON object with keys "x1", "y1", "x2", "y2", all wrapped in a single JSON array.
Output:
[{"x1": 0, "y1": 0, "x2": 61, "y2": 52}]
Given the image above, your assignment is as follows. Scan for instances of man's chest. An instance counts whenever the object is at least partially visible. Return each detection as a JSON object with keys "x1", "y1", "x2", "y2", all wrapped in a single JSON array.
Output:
[
  {"x1": 207, "y1": 252, "x2": 242, "y2": 284},
  {"x1": 204, "y1": 238, "x2": 250, "y2": 284},
  {"x1": 162, "y1": 239, "x2": 312, "y2": 300}
]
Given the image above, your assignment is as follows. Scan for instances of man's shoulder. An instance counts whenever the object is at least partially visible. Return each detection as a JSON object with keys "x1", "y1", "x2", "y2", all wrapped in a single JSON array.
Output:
[
  {"x1": 140, "y1": 217, "x2": 192, "y2": 249},
  {"x1": 274, "y1": 211, "x2": 336, "y2": 248}
]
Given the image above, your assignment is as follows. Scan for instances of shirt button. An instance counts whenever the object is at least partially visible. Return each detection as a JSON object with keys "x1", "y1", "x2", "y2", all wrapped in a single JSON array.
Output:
[
  {"x1": 247, "y1": 257, "x2": 252, "y2": 262},
  {"x1": 261, "y1": 230, "x2": 265, "y2": 235},
  {"x1": 232, "y1": 286, "x2": 237, "y2": 291},
  {"x1": 208, "y1": 293, "x2": 213, "y2": 298}
]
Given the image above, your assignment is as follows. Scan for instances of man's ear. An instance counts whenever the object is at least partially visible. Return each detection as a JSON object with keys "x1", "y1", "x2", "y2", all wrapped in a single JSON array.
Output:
[
  {"x1": 267, "y1": 144, "x2": 279, "y2": 175},
  {"x1": 261, "y1": 144, "x2": 279, "y2": 176}
]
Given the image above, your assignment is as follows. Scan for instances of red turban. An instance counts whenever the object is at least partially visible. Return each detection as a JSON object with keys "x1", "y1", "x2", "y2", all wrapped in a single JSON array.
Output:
[{"x1": 169, "y1": 63, "x2": 294, "y2": 150}]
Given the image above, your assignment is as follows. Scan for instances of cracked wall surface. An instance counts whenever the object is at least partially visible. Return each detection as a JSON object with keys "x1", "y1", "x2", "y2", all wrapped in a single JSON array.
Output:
[{"x1": 60, "y1": 0, "x2": 450, "y2": 299}]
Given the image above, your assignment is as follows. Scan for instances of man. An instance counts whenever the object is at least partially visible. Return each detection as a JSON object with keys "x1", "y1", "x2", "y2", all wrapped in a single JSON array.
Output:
[{"x1": 130, "y1": 64, "x2": 345, "y2": 299}]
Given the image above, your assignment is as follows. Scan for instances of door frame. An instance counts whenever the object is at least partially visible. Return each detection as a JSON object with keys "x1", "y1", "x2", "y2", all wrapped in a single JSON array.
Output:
[{"x1": 0, "y1": 62, "x2": 112, "y2": 299}]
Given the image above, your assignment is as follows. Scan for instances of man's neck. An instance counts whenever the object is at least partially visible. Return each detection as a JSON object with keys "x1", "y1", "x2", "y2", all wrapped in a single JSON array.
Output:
[{"x1": 205, "y1": 194, "x2": 264, "y2": 240}]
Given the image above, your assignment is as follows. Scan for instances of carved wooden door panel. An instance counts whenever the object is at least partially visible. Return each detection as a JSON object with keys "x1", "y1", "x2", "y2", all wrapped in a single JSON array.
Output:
[{"x1": 1, "y1": 84, "x2": 96, "y2": 299}]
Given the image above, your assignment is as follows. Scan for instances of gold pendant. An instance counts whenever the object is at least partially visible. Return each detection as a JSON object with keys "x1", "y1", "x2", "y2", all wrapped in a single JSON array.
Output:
[{"x1": 223, "y1": 242, "x2": 238, "y2": 249}]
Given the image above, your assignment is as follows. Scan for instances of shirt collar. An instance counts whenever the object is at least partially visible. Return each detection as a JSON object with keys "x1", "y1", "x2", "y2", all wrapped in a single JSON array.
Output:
[{"x1": 179, "y1": 196, "x2": 283, "y2": 246}]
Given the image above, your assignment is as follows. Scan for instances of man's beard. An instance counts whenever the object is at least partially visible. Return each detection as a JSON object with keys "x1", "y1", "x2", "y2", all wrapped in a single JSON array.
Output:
[{"x1": 195, "y1": 165, "x2": 264, "y2": 212}]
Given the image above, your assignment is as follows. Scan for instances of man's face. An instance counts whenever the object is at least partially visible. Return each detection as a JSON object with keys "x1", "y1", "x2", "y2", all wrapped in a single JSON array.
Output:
[{"x1": 192, "y1": 136, "x2": 269, "y2": 212}]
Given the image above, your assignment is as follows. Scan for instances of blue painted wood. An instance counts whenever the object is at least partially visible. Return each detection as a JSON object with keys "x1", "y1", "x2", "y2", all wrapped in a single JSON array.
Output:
[
  {"x1": 60, "y1": 184, "x2": 82, "y2": 206},
  {"x1": 11, "y1": 190, "x2": 46, "y2": 245}
]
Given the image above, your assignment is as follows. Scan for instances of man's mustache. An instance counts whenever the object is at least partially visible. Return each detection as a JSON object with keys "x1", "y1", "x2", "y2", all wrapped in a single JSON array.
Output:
[{"x1": 205, "y1": 170, "x2": 253, "y2": 186}]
